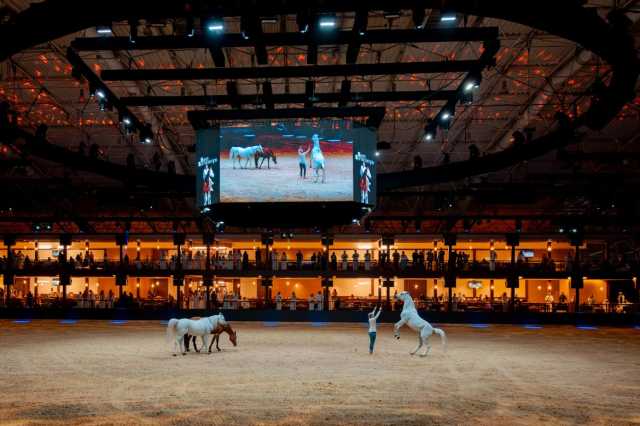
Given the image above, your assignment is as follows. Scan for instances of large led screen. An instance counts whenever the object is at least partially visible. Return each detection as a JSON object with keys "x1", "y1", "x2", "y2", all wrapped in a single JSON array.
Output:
[{"x1": 196, "y1": 119, "x2": 376, "y2": 209}]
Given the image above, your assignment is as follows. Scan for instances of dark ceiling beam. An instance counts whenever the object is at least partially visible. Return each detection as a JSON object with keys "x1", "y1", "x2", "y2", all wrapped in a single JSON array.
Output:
[
  {"x1": 208, "y1": 46, "x2": 226, "y2": 67},
  {"x1": 101, "y1": 60, "x2": 485, "y2": 81},
  {"x1": 65, "y1": 47, "x2": 144, "y2": 132},
  {"x1": 121, "y1": 90, "x2": 457, "y2": 107},
  {"x1": 71, "y1": 27, "x2": 499, "y2": 52},
  {"x1": 187, "y1": 106, "x2": 386, "y2": 129}
]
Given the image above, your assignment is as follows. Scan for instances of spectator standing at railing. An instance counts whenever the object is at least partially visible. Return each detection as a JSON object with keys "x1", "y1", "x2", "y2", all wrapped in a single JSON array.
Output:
[
  {"x1": 490, "y1": 249, "x2": 497, "y2": 272},
  {"x1": 364, "y1": 250, "x2": 371, "y2": 271},
  {"x1": 400, "y1": 251, "x2": 408, "y2": 270},
  {"x1": 242, "y1": 251, "x2": 249, "y2": 270},
  {"x1": 411, "y1": 250, "x2": 418, "y2": 268},
  {"x1": 275, "y1": 291, "x2": 282, "y2": 310},
  {"x1": 330, "y1": 252, "x2": 337, "y2": 270},
  {"x1": 314, "y1": 291, "x2": 322, "y2": 311},
  {"x1": 290, "y1": 291, "x2": 297, "y2": 310},
  {"x1": 272, "y1": 250, "x2": 279, "y2": 271},
  {"x1": 341, "y1": 251, "x2": 348, "y2": 271},
  {"x1": 392, "y1": 250, "x2": 400, "y2": 270},
  {"x1": 308, "y1": 293, "x2": 315, "y2": 311},
  {"x1": 426, "y1": 249, "x2": 434, "y2": 271},
  {"x1": 296, "y1": 250, "x2": 303, "y2": 270},
  {"x1": 352, "y1": 250, "x2": 359, "y2": 272},
  {"x1": 437, "y1": 248, "x2": 445, "y2": 272},
  {"x1": 544, "y1": 292, "x2": 554, "y2": 312},
  {"x1": 255, "y1": 247, "x2": 262, "y2": 268},
  {"x1": 280, "y1": 251, "x2": 288, "y2": 271}
]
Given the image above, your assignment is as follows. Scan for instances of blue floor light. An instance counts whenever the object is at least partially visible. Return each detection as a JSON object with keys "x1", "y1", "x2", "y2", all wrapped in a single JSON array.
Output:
[
  {"x1": 470, "y1": 323, "x2": 489, "y2": 328},
  {"x1": 311, "y1": 322, "x2": 328, "y2": 327},
  {"x1": 523, "y1": 324, "x2": 543, "y2": 330},
  {"x1": 111, "y1": 320, "x2": 128, "y2": 325},
  {"x1": 60, "y1": 319, "x2": 77, "y2": 325},
  {"x1": 263, "y1": 321, "x2": 280, "y2": 327},
  {"x1": 13, "y1": 319, "x2": 32, "y2": 324},
  {"x1": 576, "y1": 325, "x2": 598, "y2": 330}
]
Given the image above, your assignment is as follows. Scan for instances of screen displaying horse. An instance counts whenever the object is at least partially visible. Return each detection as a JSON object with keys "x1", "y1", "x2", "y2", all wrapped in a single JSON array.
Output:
[{"x1": 195, "y1": 120, "x2": 377, "y2": 206}]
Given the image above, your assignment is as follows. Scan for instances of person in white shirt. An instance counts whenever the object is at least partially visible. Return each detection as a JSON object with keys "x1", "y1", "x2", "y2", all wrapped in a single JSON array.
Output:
[
  {"x1": 544, "y1": 292, "x2": 554, "y2": 312},
  {"x1": 308, "y1": 293, "x2": 315, "y2": 311},
  {"x1": 275, "y1": 291, "x2": 282, "y2": 310},
  {"x1": 315, "y1": 291, "x2": 323, "y2": 311},
  {"x1": 290, "y1": 291, "x2": 297, "y2": 311},
  {"x1": 364, "y1": 250, "x2": 371, "y2": 271},
  {"x1": 368, "y1": 306, "x2": 382, "y2": 354}
]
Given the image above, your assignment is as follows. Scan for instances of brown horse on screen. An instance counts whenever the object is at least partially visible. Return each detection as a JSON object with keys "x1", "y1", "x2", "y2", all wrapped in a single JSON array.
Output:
[{"x1": 254, "y1": 148, "x2": 278, "y2": 169}]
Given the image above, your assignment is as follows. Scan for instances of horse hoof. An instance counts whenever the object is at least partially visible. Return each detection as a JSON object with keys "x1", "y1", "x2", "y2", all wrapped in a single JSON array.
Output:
[
  {"x1": 182, "y1": 353, "x2": 187, "y2": 356},
  {"x1": 173, "y1": 354, "x2": 177, "y2": 357}
]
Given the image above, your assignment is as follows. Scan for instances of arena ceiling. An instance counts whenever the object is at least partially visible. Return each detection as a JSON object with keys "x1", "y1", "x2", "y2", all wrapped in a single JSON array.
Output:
[{"x1": 0, "y1": 0, "x2": 639, "y2": 236}]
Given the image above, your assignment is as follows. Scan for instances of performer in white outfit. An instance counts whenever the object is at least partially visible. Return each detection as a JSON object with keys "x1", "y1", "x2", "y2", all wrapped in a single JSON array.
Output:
[
  {"x1": 368, "y1": 306, "x2": 382, "y2": 354},
  {"x1": 275, "y1": 291, "x2": 282, "y2": 310}
]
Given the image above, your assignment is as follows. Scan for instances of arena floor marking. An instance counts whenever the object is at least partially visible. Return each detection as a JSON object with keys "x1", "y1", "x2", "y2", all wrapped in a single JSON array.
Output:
[
  {"x1": 469, "y1": 323, "x2": 490, "y2": 328},
  {"x1": 263, "y1": 321, "x2": 280, "y2": 327},
  {"x1": 523, "y1": 324, "x2": 543, "y2": 330},
  {"x1": 110, "y1": 320, "x2": 128, "y2": 325},
  {"x1": 576, "y1": 325, "x2": 598, "y2": 330},
  {"x1": 12, "y1": 319, "x2": 32, "y2": 324},
  {"x1": 59, "y1": 319, "x2": 77, "y2": 325}
]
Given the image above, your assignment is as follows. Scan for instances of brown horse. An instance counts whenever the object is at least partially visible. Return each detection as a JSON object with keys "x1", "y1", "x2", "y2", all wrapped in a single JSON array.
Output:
[
  {"x1": 254, "y1": 148, "x2": 277, "y2": 169},
  {"x1": 185, "y1": 323, "x2": 237, "y2": 353}
]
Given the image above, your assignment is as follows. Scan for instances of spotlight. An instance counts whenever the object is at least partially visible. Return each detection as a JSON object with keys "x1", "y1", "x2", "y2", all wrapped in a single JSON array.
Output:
[
  {"x1": 375, "y1": 151, "x2": 380, "y2": 157},
  {"x1": 260, "y1": 16, "x2": 278, "y2": 24},
  {"x1": 205, "y1": 17, "x2": 225, "y2": 33},
  {"x1": 440, "y1": 10, "x2": 457, "y2": 22},
  {"x1": 441, "y1": 111, "x2": 451, "y2": 121},
  {"x1": 96, "y1": 25, "x2": 112, "y2": 35},
  {"x1": 318, "y1": 14, "x2": 337, "y2": 29},
  {"x1": 424, "y1": 132, "x2": 433, "y2": 141},
  {"x1": 95, "y1": 89, "x2": 106, "y2": 99},
  {"x1": 122, "y1": 116, "x2": 131, "y2": 126},
  {"x1": 383, "y1": 10, "x2": 401, "y2": 19}
]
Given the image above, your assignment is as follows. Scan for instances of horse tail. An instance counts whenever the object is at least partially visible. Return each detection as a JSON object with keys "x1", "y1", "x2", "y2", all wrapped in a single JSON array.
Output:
[
  {"x1": 434, "y1": 327, "x2": 447, "y2": 351},
  {"x1": 229, "y1": 148, "x2": 235, "y2": 160},
  {"x1": 166, "y1": 318, "x2": 178, "y2": 342}
]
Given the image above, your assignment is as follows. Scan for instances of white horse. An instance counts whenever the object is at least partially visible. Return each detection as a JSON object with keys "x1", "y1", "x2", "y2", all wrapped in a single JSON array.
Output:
[
  {"x1": 310, "y1": 134, "x2": 325, "y2": 183},
  {"x1": 393, "y1": 291, "x2": 446, "y2": 357},
  {"x1": 166, "y1": 314, "x2": 226, "y2": 356},
  {"x1": 230, "y1": 145, "x2": 263, "y2": 169}
]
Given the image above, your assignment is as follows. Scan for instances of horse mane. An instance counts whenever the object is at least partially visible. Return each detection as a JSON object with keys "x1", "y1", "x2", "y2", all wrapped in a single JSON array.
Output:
[{"x1": 401, "y1": 293, "x2": 417, "y2": 311}]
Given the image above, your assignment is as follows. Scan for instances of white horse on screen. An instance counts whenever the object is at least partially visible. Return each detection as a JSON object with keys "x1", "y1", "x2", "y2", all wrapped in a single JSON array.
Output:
[
  {"x1": 310, "y1": 134, "x2": 325, "y2": 183},
  {"x1": 394, "y1": 291, "x2": 446, "y2": 357},
  {"x1": 230, "y1": 145, "x2": 263, "y2": 169},
  {"x1": 166, "y1": 314, "x2": 226, "y2": 356}
]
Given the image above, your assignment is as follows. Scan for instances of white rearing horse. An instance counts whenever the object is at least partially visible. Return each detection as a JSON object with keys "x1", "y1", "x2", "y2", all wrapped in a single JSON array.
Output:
[
  {"x1": 310, "y1": 134, "x2": 325, "y2": 183},
  {"x1": 393, "y1": 291, "x2": 446, "y2": 357},
  {"x1": 166, "y1": 314, "x2": 226, "y2": 356},
  {"x1": 230, "y1": 145, "x2": 263, "y2": 169}
]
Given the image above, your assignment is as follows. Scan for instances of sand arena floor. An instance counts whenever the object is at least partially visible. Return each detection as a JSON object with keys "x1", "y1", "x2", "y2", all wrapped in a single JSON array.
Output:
[{"x1": 0, "y1": 320, "x2": 639, "y2": 425}]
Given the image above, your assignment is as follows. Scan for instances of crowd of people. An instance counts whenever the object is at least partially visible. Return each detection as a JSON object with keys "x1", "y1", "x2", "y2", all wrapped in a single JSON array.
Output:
[{"x1": 2, "y1": 246, "x2": 640, "y2": 276}]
